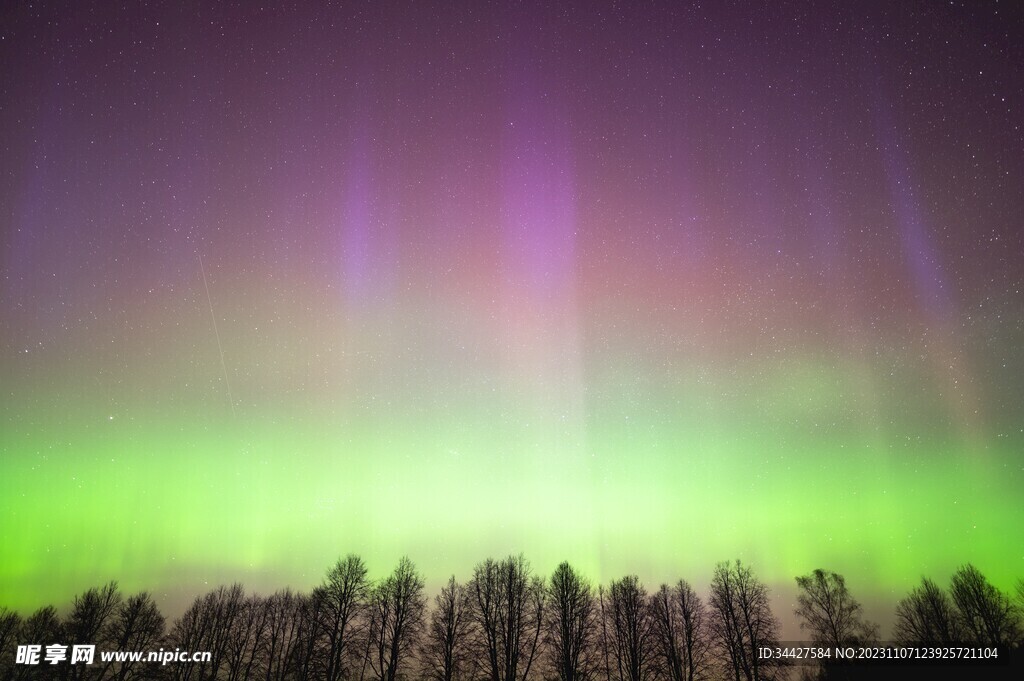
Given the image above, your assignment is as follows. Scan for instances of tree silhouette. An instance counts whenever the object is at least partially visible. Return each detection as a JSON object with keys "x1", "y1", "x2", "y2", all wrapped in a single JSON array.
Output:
[
  {"x1": 421, "y1": 576, "x2": 474, "y2": 681},
  {"x1": 794, "y1": 570, "x2": 877, "y2": 648},
  {"x1": 14, "y1": 605, "x2": 63, "y2": 681},
  {"x1": 65, "y1": 581, "x2": 122, "y2": 680},
  {"x1": 793, "y1": 570, "x2": 879, "y2": 681},
  {"x1": 364, "y1": 556, "x2": 426, "y2": 681},
  {"x1": 293, "y1": 590, "x2": 327, "y2": 681},
  {"x1": 649, "y1": 581, "x2": 712, "y2": 681},
  {"x1": 545, "y1": 562, "x2": 597, "y2": 681},
  {"x1": 949, "y1": 563, "x2": 1021, "y2": 648},
  {"x1": 468, "y1": 554, "x2": 545, "y2": 681},
  {"x1": 2, "y1": 557, "x2": 1020, "y2": 680},
  {"x1": 605, "y1": 575, "x2": 651, "y2": 681},
  {"x1": 170, "y1": 583, "x2": 246, "y2": 681},
  {"x1": 893, "y1": 577, "x2": 962, "y2": 645},
  {"x1": 597, "y1": 585, "x2": 612, "y2": 681},
  {"x1": 261, "y1": 589, "x2": 305, "y2": 681},
  {"x1": 0, "y1": 607, "x2": 23, "y2": 681},
  {"x1": 313, "y1": 554, "x2": 370, "y2": 681},
  {"x1": 102, "y1": 591, "x2": 165, "y2": 681},
  {"x1": 708, "y1": 560, "x2": 781, "y2": 681},
  {"x1": 223, "y1": 594, "x2": 271, "y2": 681}
]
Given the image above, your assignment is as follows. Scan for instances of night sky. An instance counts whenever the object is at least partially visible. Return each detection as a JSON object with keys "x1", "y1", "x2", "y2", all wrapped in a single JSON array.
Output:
[{"x1": 1, "y1": 1, "x2": 1022, "y2": 631}]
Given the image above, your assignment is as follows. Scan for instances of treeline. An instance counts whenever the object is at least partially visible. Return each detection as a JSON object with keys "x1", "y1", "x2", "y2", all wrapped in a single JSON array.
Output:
[{"x1": 1, "y1": 557, "x2": 1022, "y2": 681}]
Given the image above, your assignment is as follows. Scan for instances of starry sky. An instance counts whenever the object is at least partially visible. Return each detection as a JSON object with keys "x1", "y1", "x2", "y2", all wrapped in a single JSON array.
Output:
[{"x1": 1, "y1": 1, "x2": 1022, "y2": 629}]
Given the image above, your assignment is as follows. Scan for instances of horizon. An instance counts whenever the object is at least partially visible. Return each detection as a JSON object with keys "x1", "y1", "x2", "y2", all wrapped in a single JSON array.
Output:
[{"x1": 2, "y1": 551, "x2": 1017, "y2": 644}]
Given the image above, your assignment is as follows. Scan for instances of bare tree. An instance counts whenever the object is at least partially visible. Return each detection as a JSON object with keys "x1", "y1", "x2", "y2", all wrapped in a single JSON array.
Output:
[
  {"x1": 949, "y1": 564, "x2": 1021, "y2": 647},
  {"x1": 170, "y1": 583, "x2": 246, "y2": 681},
  {"x1": 364, "y1": 557, "x2": 426, "y2": 681},
  {"x1": 597, "y1": 586, "x2": 612, "y2": 681},
  {"x1": 260, "y1": 589, "x2": 305, "y2": 681},
  {"x1": 0, "y1": 607, "x2": 23, "y2": 681},
  {"x1": 14, "y1": 606, "x2": 63, "y2": 681},
  {"x1": 211, "y1": 584, "x2": 248, "y2": 681},
  {"x1": 794, "y1": 570, "x2": 877, "y2": 647},
  {"x1": 294, "y1": 591, "x2": 327, "y2": 681},
  {"x1": 101, "y1": 592, "x2": 165, "y2": 681},
  {"x1": 64, "y1": 582, "x2": 122, "y2": 680},
  {"x1": 708, "y1": 560, "x2": 781, "y2": 681},
  {"x1": 606, "y1": 575, "x2": 651, "y2": 681},
  {"x1": 421, "y1": 576, "x2": 474, "y2": 681},
  {"x1": 649, "y1": 586, "x2": 681, "y2": 681},
  {"x1": 315, "y1": 554, "x2": 371, "y2": 681},
  {"x1": 545, "y1": 562, "x2": 597, "y2": 681},
  {"x1": 224, "y1": 594, "x2": 271, "y2": 681},
  {"x1": 468, "y1": 554, "x2": 545, "y2": 681},
  {"x1": 649, "y1": 581, "x2": 712, "y2": 681},
  {"x1": 893, "y1": 577, "x2": 962, "y2": 645}
]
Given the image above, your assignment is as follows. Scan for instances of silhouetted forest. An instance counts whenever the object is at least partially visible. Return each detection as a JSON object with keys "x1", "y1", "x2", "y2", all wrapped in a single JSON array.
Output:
[{"x1": 1, "y1": 557, "x2": 1021, "y2": 680}]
